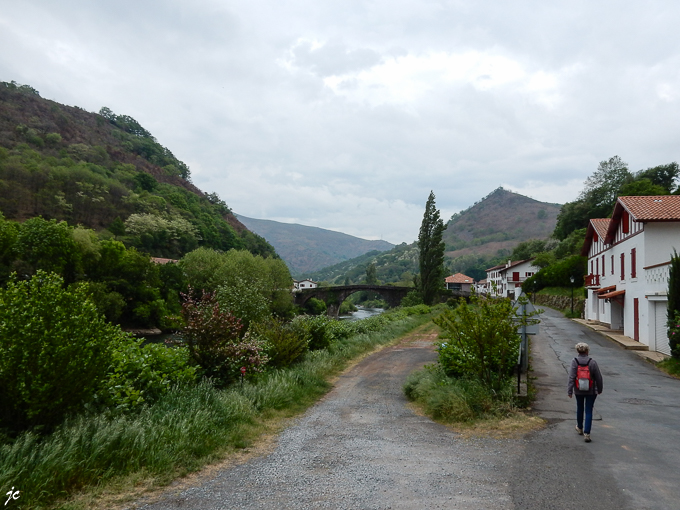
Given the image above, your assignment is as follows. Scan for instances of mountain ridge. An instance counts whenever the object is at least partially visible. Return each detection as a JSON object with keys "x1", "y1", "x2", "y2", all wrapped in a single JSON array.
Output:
[{"x1": 236, "y1": 215, "x2": 394, "y2": 276}]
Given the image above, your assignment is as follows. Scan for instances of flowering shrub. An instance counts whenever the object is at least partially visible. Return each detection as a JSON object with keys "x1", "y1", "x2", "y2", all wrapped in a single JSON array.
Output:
[{"x1": 177, "y1": 291, "x2": 268, "y2": 387}]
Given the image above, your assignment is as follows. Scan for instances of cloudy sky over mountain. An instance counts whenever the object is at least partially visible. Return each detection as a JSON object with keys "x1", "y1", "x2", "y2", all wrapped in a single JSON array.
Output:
[{"x1": 2, "y1": 0, "x2": 679, "y2": 243}]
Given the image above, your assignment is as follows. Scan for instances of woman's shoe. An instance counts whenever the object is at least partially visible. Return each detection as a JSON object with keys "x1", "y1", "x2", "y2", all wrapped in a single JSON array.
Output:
[{"x1": 584, "y1": 434, "x2": 591, "y2": 443}]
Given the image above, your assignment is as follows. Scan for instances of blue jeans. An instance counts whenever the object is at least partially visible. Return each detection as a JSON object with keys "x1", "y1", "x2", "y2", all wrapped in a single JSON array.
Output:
[{"x1": 575, "y1": 394, "x2": 597, "y2": 434}]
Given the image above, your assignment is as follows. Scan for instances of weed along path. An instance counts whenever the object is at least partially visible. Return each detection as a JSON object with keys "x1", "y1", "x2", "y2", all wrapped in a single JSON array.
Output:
[{"x1": 137, "y1": 324, "x2": 521, "y2": 510}]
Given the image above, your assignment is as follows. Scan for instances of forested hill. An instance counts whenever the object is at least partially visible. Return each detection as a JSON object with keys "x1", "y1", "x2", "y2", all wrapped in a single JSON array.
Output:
[
  {"x1": 237, "y1": 215, "x2": 394, "y2": 276},
  {"x1": 444, "y1": 187, "x2": 560, "y2": 258},
  {"x1": 0, "y1": 81, "x2": 275, "y2": 259},
  {"x1": 305, "y1": 188, "x2": 561, "y2": 285}
]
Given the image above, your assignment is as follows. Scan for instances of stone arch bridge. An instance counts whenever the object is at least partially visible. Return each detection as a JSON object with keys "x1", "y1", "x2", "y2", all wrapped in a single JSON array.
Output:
[{"x1": 293, "y1": 284, "x2": 470, "y2": 316}]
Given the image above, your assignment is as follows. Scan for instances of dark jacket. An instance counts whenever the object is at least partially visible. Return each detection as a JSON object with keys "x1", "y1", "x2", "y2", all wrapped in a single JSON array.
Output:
[{"x1": 568, "y1": 354, "x2": 603, "y2": 396}]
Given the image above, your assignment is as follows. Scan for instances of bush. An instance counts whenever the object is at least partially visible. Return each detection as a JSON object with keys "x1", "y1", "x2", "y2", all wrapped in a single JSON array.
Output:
[
  {"x1": 401, "y1": 289, "x2": 423, "y2": 307},
  {"x1": 304, "y1": 297, "x2": 327, "y2": 315},
  {"x1": 0, "y1": 271, "x2": 126, "y2": 432},
  {"x1": 177, "y1": 291, "x2": 268, "y2": 387},
  {"x1": 252, "y1": 317, "x2": 310, "y2": 368},
  {"x1": 100, "y1": 338, "x2": 198, "y2": 411},
  {"x1": 292, "y1": 315, "x2": 336, "y2": 350},
  {"x1": 404, "y1": 365, "x2": 516, "y2": 423},
  {"x1": 434, "y1": 294, "x2": 521, "y2": 391}
]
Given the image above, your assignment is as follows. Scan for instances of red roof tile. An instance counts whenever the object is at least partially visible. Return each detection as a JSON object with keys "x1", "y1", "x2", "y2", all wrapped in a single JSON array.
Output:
[
  {"x1": 591, "y1": 218, "x2": 611, "y2": 238},
  {"x1": 618, "y1": 195, "x2": 680, "y2": 221},
  {"x1": 445, "y1": 273, "x2": 474, "y2": 283}
]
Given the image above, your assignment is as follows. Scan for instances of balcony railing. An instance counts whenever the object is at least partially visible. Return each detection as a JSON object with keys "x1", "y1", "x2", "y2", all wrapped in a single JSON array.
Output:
[{"x1": 584, "y1": 274, "x2": 600, "y2": 288}]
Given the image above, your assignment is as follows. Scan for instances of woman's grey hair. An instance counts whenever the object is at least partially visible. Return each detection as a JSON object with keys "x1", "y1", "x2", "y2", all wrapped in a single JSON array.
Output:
[{"x1": 575, "y1": 342, "x2": 589, "y2": 354}]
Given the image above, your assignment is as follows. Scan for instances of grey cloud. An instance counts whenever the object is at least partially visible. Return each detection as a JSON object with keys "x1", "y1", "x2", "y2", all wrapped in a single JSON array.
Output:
[{"x1": 292, "y1": 40, "x2": 382, "y2": 77}]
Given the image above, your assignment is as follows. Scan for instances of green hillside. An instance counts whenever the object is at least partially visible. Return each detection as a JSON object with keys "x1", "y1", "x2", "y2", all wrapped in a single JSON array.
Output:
[
  {"x1": 0, "y1": 81, "x2": 274, "y2": 259},
  {"x1": 237, "y1": 215, "x2": 394, "y2": 276}
]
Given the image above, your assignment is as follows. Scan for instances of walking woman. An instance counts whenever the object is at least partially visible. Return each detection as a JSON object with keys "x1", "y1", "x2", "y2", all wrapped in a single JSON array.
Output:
[{"x1": 568, "y1": 342, "x2": 603, "y2": 442}]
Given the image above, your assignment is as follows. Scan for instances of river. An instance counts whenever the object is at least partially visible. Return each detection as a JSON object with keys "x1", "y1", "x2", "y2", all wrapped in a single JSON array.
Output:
[{"x1": 339, "y1": 306, "x2": 385, "y2": 321}]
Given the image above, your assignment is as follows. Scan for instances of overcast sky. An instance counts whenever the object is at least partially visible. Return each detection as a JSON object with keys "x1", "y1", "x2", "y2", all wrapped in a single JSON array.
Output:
[{"x1": 2, "y1": 1, "x2": 680, "y2": 244}]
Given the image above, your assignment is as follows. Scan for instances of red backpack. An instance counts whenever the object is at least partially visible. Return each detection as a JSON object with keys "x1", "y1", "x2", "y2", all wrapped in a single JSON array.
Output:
[{"x1": 575, "y1": 358, "x2": 593, "y2": 392}]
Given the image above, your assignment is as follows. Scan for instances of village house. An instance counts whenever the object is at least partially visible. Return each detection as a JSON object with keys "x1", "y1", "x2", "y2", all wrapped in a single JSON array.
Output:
[
  {"x1": 444, "y1": 273, "x2": 475, "y2": 292},
  {"x1": 293, "y1": 279, "x2": 318, "y2": 291},
  {"x1": 582, "y1": 195, "x2": 680, "y2": 355},
  {"x1": 485, "y1": 259, "x2": 539, "y2": 299}
]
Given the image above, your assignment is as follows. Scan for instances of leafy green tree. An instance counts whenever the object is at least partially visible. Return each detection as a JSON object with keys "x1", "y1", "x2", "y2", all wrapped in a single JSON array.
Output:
[
  {"x1": 418, "y1": 191, "x2": 445, "y2": 305},
  {"x1": 14, "y1": 217, "x2": 80, "y2": 282},
  {"x1": 511, "y1": 239, "x2": 548, "y2": 260},
  {"x1": 0, "y1": 271, "x2": 125, "y2": 432},
  {"x1": 637, "y1": 162, "x2": 679, "y2": 193},
  {"x1": 554, "y1": 156, "x2": 631, "y2": 240},
  {"x1": 366, "y1": 263, "x2": 378, "y2": 285},
  {"x1": 619, "y1": 178, "x2": 666, "y2": 197}
]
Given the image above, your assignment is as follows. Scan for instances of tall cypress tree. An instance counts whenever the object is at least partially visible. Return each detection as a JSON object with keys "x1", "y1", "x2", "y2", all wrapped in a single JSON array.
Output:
[
  {"x1": 667, "y1": 250, "x2": 680, "y2": 358},
  {"x1": 418, "y1": 191, "x2": 446, "y2": 305}
]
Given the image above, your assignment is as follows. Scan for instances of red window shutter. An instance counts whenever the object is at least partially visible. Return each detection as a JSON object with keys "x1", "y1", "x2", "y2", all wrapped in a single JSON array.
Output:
[
  {"x1": 602, "y1": 255, "x2": 605, "y2": 276},
  {"x1": 631, "y1": 248, "x2": 636, "y2": 278},
  {"x1": 622, "y1": 210, "x2": 629, "y2": 234},
  {"x1": 596, "y1": 258, "x2": 599, "y2": 276},
  {"x1": 634, "y1": 298, "x2": 640, "y2": 341},
  {"x1": 620, "y1": 253, "x2": 625, "y2": 280},
  {"x1": 611, "y1": 255, "x2": 614, "y2": 275},
  {"x1": 512, "y1": 272, "x2": 520, "y2": 282}
]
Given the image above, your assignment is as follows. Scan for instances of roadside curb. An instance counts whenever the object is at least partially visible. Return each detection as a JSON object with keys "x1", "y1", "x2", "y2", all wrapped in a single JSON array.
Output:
[{"x1": 571, "y1": 318, "x2": 670, "y2": 364}]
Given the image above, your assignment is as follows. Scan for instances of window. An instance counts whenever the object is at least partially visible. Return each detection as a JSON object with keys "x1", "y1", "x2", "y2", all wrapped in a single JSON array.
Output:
[
  {"x1": 611, "y1": 255, "x2": 614, "y2": 275},
  {"x1": 631, "y1": 248, "x2": 636, "y2": 278},
  {"x1": 601, "y1": 255, "x2": 605, "y2": 276},
  {"x1": 596, "y1": 257, "x2": 599, "y2": 276},
  {"x1": 622, "y1": 210, "x2": 630, "y2": 234}
]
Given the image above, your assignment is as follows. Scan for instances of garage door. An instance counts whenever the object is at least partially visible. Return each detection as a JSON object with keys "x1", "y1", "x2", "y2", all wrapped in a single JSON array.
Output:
[{"x1": 655, "y1": 302, "x2": 671, "y2": 356}]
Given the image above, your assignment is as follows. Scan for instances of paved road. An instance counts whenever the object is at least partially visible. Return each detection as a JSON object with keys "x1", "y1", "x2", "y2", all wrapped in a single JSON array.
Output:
[
  {"x1": 136, "y1": 310, "x2": 680, "y2": 509},
  {"x1": 519, "y1": 308, "x2": 680, "y2": 510}
]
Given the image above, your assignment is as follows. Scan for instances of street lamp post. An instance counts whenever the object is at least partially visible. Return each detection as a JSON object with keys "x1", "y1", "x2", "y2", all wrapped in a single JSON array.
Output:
[{"x1": 570, "y1": 276, "x2": 575, "y2": 316}]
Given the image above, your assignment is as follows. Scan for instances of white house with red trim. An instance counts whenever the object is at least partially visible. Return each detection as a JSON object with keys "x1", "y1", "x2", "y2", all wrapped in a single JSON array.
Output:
[
  {"x1": 582, "y1": 195, "x2": 680, "y2": 355},
  {"x1": 485, "y1": 259, "x2": 539, "y2": 299},
  {"x1": 444, "y1": 273, "x2": 475, "y2": 292}
]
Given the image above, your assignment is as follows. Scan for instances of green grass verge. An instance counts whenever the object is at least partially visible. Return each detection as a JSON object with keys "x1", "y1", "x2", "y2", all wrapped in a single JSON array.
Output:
[
  {"x1": 403, "y1": 364, "x2": 518, "y2": 423},
  {"x1": 657, "y1": 357, "x2": 680, "y2": 378},
  {"x1": 0, "y1": 309, "x2": 434, "y2": 510}
]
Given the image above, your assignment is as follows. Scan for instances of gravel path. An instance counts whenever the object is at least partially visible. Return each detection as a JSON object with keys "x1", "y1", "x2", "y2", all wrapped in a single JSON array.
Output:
[{"x1": 138, "y1": 331, "x2": 520, "y2": 510}]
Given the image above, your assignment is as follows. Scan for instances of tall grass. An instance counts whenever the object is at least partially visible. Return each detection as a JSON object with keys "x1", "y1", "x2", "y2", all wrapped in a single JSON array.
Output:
[
  {"x1": 0, "y1": 309, "x2": 433, "y2": 509},
  {"x1": 403, "y1": 365, "x2": 517, "y2": 423}
]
